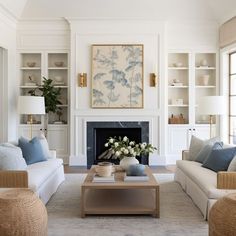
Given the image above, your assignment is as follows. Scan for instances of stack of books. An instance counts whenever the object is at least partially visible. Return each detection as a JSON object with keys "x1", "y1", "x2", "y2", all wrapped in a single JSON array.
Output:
[
  {"x1": 92, "y1": 174, "x2": 115, "y2": 183},
  {"x1": 124, "y1": 174, "x2": 149, "y2": 182}
]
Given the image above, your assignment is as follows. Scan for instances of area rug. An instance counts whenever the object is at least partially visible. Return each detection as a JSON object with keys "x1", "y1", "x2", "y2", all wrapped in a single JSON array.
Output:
[{"x1": 46, "y1": 174, "x2": 208, "y2": 236}]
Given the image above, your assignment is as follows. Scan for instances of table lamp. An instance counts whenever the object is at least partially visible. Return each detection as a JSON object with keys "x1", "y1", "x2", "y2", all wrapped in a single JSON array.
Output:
[
  {"x1": 18, "y1": 96, "x2": 45, "y2": 139},
  {"x1": 198, "y1": 96, "x2": 225, "y2": 138}
]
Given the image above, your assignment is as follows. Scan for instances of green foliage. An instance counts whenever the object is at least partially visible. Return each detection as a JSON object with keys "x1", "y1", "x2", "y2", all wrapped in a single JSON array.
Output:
[{"x1": 28, "y1": 77, "x2": 62, "y2": 114}]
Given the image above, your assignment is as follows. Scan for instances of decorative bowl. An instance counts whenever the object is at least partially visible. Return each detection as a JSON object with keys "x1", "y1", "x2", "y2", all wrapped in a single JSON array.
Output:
[
  {"x1": 127, "y1": 164, "x2": 145, "y2": 176},
  {"x1": 95, "y1": 162, "x2": 113, "y2": 177},
  {"x1": 54, "y1": 76, "x2": 63, "y2": 83},
  {"x1": 174, "y1": 62, "x2": 183, "y2": 67},
  {"x1": 27, "y1": 62, "x2": 36, "y2": 67},
  {"x1": 54, "y1": 61, "x2": 64, "y2": 67}
]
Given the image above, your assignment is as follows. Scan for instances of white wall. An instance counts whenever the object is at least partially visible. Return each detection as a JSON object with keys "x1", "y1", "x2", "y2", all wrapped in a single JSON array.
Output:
[
  {"x1": 68, "y1": 19, "x2": 165, "y2": 166},
  {"x1": 0, "y1": 8, "x2": 17, "y2": 141},
  {"x1": 15, "y1": 18, "x2": 219, "y2": 165}
]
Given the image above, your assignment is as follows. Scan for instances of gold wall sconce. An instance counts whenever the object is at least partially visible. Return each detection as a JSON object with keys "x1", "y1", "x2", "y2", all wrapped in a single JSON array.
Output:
[
  {"x1": 78, "y1": 73, "x2": 87, "y2": 87},
  {"x1": 150, "y1": 73, "x2": 157, "y2": 87}
]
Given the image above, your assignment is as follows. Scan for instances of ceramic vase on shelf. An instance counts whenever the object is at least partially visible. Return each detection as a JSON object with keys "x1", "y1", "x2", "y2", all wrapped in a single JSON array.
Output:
[{"x1": 119, "y1": 156, "x2": 139, "y2": 171}]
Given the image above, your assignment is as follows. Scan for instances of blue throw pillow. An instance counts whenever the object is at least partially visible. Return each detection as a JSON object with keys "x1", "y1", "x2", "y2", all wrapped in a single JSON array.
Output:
[
  {"x1": 195, "y1": 142, "x2": 223, "y2": 164},
  {"x1": 18, "y1": 137, "x2": 47, "y2": 165},
  {"x1": 202, "y1": 146, "x2": 236, "y2": 172}
]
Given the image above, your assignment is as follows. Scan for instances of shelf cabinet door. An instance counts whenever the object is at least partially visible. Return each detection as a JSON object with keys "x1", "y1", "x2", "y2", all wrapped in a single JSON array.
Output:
[
  {"x1": 47, "y1": 126, "x2": 68, "y2": 162},
  {"x1": 18, "y1": 125, "x2": 43, "y2": 140},
  {"x1": 168, "y1": 126, "x2": 191, "y2": 155},
  {"x1": 192, "y1": 126, "x2": 214, "y2": 140}
]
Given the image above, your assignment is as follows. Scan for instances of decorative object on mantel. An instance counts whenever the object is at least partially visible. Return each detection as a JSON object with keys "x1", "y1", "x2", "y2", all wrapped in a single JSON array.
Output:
[
  {"x1": 28, "y1": 77, "x2": 62, "y2": 136},
  {"x1": 169, "y1": 114, "x2": 186, "y2": 124},
  {"x1": 78, "y1": 73, "x2": 87, "y2": 87},
  {"x1": 101, "y1": 136, "x2": 156, "y2": 171},
  {"x1": 91, "y1": 44, "x2": 144, "y2": 108}
]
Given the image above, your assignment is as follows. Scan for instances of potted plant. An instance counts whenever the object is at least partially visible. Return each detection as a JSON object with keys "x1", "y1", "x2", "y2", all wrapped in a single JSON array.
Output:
[
  {"x1": 28, "y1": 77, "x2": 62, "y2": 135},
  {"x1": 103, "y1": 136, "x2": 157, "y2": 170}
]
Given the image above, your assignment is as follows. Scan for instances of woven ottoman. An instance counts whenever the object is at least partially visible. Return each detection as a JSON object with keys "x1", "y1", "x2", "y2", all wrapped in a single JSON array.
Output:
[
  {"x1": 0, "y1": 189, "x2": 48, "y2": 236},
  {"x1": 209, "y1": 193, "x2": 236, "y2": 236}
]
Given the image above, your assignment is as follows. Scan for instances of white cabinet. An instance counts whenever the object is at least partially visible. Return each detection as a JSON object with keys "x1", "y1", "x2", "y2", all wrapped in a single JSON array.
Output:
[
  {"x1": 167, "y1": 125, "x2": 214, "y2": 164},
  {"x1": 166, "y1": 51, "x2": 218, "y2": 164},
  {"x1": 19, "y1": 125, "x2": 43, "y2": 139},
  {"x1": 18, "y1": 51, "x2": 70, "y2": 164},
  {"x1": 47, "y1": 125, "x2": 68, "y2": 163},
  {"x1": 168, "y1": 126, "x2": 190, "y2": 155}
]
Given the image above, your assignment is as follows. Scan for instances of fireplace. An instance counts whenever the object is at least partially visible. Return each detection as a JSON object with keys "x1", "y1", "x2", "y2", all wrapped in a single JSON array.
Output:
[{"x1": 87, "y1": 121, "x2": 149, "y2": 168}]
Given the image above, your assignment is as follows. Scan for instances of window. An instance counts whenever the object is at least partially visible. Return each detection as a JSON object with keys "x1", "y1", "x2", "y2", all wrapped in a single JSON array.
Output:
[{"x1": 229, "y1": 52, "x2": 236, "y2": 144}]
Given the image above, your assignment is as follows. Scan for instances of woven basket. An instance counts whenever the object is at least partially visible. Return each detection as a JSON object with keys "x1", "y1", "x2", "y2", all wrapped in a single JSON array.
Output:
[
  {"x1": 0, "y1": 189, "x2": 48, "y2": 236},
  {"x1": 209, "y1": 193, "x2": 236, "y2": 236}
]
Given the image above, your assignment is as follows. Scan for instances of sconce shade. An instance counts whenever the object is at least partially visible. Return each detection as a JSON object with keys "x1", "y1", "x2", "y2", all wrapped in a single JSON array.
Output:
[
  {"x1": 18, "y1": 96, "x2": 45, "y2": 115},
  {"x1": 198, "y1": 96, "x2": 225, "y2": 115}
]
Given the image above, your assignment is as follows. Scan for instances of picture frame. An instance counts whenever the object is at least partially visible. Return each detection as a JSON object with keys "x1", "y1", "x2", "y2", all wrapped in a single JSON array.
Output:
[{"x1": 91, "y1": 44, "x2": 144, "y2": 108}]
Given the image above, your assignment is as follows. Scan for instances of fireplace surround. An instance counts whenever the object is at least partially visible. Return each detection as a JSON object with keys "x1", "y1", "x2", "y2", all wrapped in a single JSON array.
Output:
[{"x1": 87, "y1": 121, "x2": 149, "y2": 168}]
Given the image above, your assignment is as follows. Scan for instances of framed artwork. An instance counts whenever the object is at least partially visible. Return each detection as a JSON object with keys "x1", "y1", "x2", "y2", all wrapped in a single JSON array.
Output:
[{"x1": 91, "y1": 44, "x2": 144, "y2": 108}]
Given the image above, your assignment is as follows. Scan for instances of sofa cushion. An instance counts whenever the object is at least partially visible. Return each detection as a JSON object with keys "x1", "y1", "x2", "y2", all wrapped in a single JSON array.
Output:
[
  {"x1": 195, "y1": 142, "x2": 223, "y2": 164},
  {"x1": 202, "y1": 147, "x2": 236, "y2": 172},
  {"x1": 37, "y1": 133, "x2": 52, "y2": 159},
  {"x1": 228, "y1": 156, "x2": 236, "y2": 171},
  {"x1": 27, "y1": 158, "x2": 63, "y2": 192},
  {"x1": 188, "y1": 135, "x2": 219, "y2": 161},
  {"x1": 18, "y1": 137, "x2": 47, "y2": 165},
  {"x1": 0, "y1": 143, "x2": 27, "y2": 170},
  {"x1": 176, "y1": 160, "x2": 236, "y2": 199}
]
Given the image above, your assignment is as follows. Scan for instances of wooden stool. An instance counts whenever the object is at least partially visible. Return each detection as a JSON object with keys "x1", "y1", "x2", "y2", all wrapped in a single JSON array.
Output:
[
  {"x1": 0, "y1": 189, "x2": 48, "y2": 236},
  {"x1": 209, "y1": 193, "x2": 236, "y2": 236}
]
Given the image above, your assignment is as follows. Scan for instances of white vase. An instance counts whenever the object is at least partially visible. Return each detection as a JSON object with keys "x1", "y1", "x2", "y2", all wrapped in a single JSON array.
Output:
[{"x1": 119, "y1": 156, "x2": 139, "y2": 171}]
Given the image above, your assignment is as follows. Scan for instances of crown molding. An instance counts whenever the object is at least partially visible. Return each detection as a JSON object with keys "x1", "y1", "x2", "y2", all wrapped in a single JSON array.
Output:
[{"x1": 0, "y1": 4, "x2": 17, "y2": 28}]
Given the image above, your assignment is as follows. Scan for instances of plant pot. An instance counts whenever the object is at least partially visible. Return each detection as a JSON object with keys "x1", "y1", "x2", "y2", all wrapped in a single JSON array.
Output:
[{"x1": 119, "y1": 156, "x2": 139, "y2": 171}]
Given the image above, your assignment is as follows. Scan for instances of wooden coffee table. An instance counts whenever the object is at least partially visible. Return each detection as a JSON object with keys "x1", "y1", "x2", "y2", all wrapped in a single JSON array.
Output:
[{"x1": 80, "y1": 165, "x2": 159, "y2": 218}]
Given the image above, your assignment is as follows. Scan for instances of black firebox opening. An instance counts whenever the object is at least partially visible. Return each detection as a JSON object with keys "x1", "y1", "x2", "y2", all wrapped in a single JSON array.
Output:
[
  {"x1": 95, "y1": 128, "x2": 142, "y2": 164},
  {"x1": 87, "y1": 121, "x2": 149, "y2": 168}
]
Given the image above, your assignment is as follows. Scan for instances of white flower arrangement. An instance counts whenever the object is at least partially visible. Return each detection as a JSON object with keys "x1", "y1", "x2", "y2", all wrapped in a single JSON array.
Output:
[{"x1": 104, "y1": 136, "x2": 157, "y2": 159}]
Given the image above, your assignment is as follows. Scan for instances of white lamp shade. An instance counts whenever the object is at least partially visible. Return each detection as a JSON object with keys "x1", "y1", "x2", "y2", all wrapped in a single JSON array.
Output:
[
  {"x1": 198, "y1": 96, "x2": 225, "y2": 115},
  {"x1": 18, "y1": 96, "x2": 45, "y2": 115}
]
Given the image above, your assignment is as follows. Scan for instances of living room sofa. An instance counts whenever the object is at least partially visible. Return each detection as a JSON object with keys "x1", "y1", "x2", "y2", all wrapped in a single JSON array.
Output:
[
  {"x1": 175, "y1": 150, "x2": 236, "y2": 220},
  {"x1": 0, "y1": 149, "x2": 65, "y2": 204}
]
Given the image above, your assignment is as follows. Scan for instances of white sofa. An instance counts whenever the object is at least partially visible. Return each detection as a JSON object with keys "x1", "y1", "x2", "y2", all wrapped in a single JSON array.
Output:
[
  {"x1": 175, "y1": 151, "x2": 236, "y2": 220},
  {"x1": 0, "y1": 150, "x2": 65, "y2": 204}
]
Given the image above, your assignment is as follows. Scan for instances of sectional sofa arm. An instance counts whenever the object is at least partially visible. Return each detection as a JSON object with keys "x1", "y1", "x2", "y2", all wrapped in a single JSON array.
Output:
[
  {"x1": 182, "y1": 150, "x2": 190, "y2": 160},
  {"x1": 217, "y1": 171, "x2": 236, "y2": 189},
  {"x1": 0, "y1": 171, "x2": 28, "y2": 188}
]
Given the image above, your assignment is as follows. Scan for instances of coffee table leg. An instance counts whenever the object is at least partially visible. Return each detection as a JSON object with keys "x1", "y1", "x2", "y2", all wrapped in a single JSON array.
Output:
[
  {"x1": 81, "y1": 186, "x2": 85, "y2": 218},
  {"x1": 155, "y1": 186, "x2": 160, "y2": 218}
]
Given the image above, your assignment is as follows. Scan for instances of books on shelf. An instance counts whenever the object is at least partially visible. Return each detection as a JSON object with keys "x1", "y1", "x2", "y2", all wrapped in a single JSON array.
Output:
[
  {"x1": 124, "y1": 174, "x2": 149, "y2": 182},
  {"x1": 24, "y1": 82, "x2": 37, "y2": 86},
  {"x1": 171, "y1": 82, "x2": 183, "y2": 86},
  {"x1": 92, "y1": 174, "x2": 115, "y2": 183}
]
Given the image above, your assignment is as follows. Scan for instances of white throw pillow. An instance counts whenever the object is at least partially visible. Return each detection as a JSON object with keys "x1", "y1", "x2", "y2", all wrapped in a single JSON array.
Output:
[
  {"x1": 0, "y1": 143, "x2": 27, "y2": 170},
  {"x1": 228, "y1": 156, "x2": 236, "y2": 171},
  {"x1": 38, "y1": 133, "x2": 52, "y2": 159},
  {"x1": 188, "y1": 135, "x2": 220, "y2": 161}
]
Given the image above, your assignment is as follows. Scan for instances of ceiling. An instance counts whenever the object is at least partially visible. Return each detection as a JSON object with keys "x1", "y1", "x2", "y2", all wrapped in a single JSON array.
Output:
[{"x1": 1, "y1": 0, "x2": 236, "y2": 24}]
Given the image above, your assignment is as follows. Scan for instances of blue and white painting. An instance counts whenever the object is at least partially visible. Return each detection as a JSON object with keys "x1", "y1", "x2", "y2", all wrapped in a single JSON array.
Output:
[{"x1": 91, "y1": 44, "x2": 143, "y2": 108}]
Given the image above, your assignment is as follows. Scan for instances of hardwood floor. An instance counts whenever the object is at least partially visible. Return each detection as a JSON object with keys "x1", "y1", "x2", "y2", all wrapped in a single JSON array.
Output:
[{"x1": 64, "y1": 165, "x2": 176, "y2": 174}]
